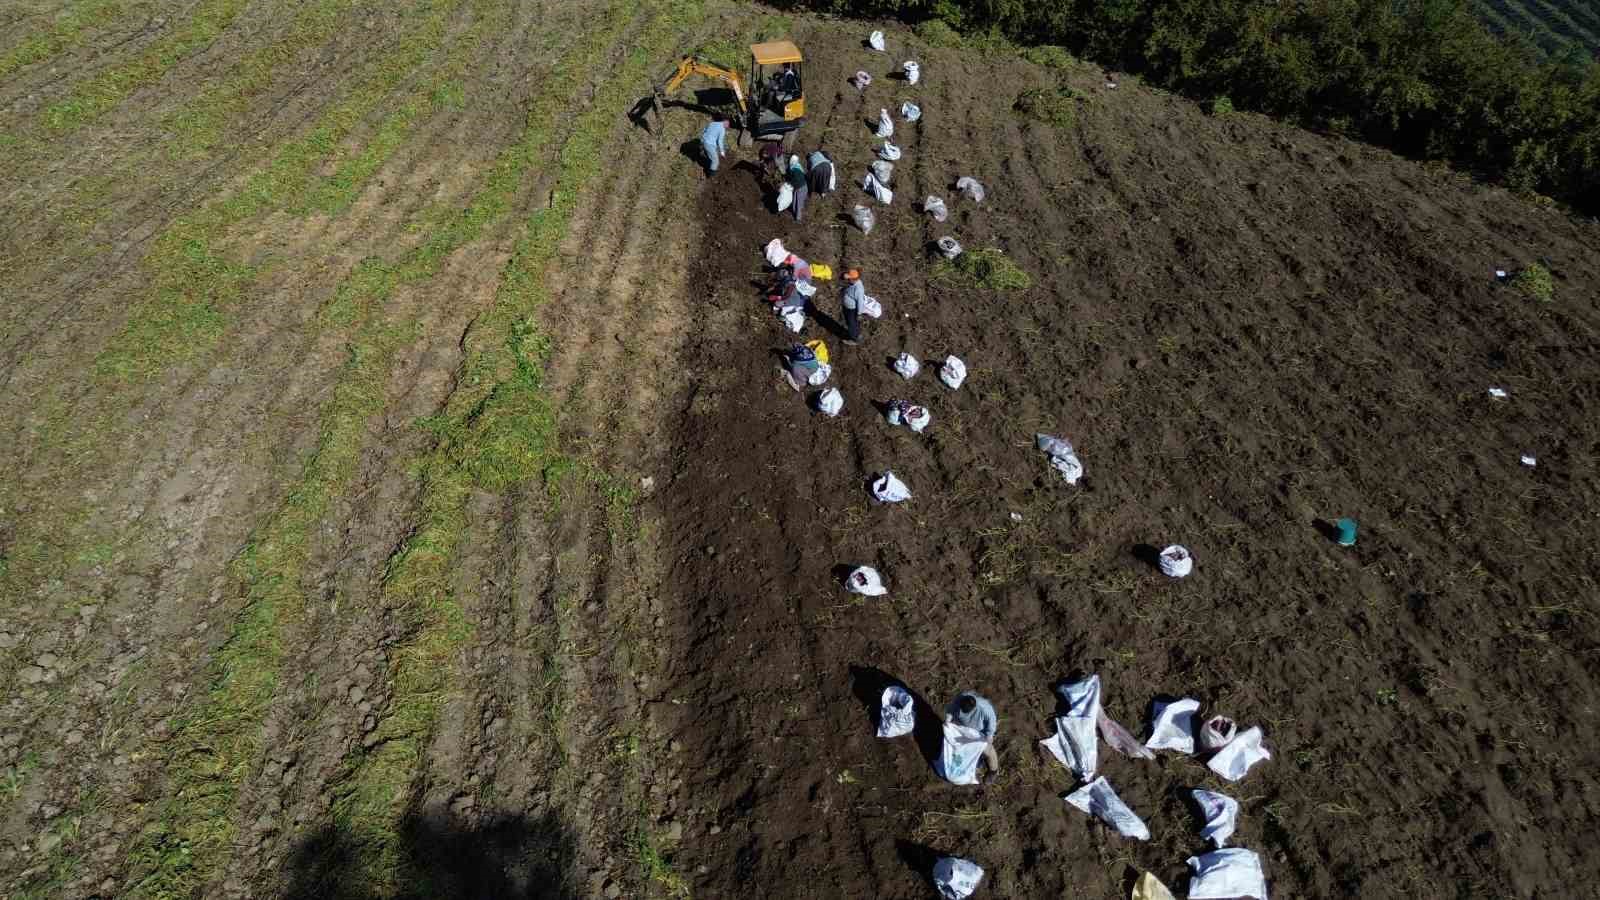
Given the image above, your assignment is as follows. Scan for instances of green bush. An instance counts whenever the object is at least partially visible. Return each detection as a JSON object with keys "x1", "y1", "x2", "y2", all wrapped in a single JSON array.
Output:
[
  {"x1": 915, "y1": 19, "x2": 963, "y2": 47},
  {"x1": 1014, "y1": 84, "x2": 1079, "y2": 129},
  {"x1": 1210, "y1": 95, "x2": 1233, "y2": 116},
  {"x1": 1511, "y1": 263, "x2": 1554, "y2": 301},
  {"x1": 1022, "y1": 44, "x2": 1077, "y2": 69},
  {"x1": 787, "y1": 0, "x2": 1600, "y2": 215},
  {"x1": 938, "y1": 248, "x2": 1032, "y2": 290}
]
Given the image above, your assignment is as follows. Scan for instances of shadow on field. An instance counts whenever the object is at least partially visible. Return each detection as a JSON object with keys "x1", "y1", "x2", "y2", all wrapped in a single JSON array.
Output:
[{"x1": 282, "y1": 809, "x2": 577, "y2": 900}]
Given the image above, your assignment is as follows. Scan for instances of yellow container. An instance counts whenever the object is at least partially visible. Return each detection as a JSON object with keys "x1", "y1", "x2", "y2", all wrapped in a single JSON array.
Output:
[{"x1": 812, "y1": 263, "x2": 833, "y2": 280}]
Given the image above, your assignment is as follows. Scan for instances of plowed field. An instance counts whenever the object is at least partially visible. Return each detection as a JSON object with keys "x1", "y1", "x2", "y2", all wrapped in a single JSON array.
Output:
[{"x1": 2, "y1": 4, "x2": 1599, "y2": 900}]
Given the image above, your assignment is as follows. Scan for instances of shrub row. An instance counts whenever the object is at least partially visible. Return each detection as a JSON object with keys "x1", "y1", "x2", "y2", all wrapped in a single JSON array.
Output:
[{"x1": 787, "y1": 0, "x2": 1600, "y2": 212}]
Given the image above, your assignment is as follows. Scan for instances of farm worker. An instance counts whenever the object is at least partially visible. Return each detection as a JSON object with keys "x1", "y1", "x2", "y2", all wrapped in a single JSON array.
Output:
[
  {"x1": 782, "y1": 341, "x2": 820, "y2": 391},
  {"x1": 946, "y1": 691, "x2": 1001, "y2": 776},
  {"x1": 786, "y1": 155, "x2": 810, "y2": 223},
  {"x1": 807, "y1": 150, "x2": 835, "y2": 196},
  {"x1": 783, "y1": 252, "x2": 813, "y2": 286},
  {"x1": 700, "y1": 114, "x2": 729, "y2": 175},
  {"x1": 841, "y1": 268, "x2": 866, "y2": 345},
  {"x1": 760, "y1": 141, "x2": 786, "y2": 188},
  {"x1": 773, "y1": 62, "x2": 800, "y2": 102}
]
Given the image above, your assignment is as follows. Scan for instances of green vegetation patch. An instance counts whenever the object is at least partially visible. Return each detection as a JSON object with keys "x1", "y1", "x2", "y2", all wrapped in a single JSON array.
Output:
[
  {"x1": 43, "y1": 0, "x2": 252, "y2": 132},
  {"x1": 320, "y1": 1, "x2": 708, "y2": 892},
  {"x1": 937, "y1": 247, "x2": 1033, "y2": 291},
  {"x1": 1013, "y1": 84, "x2": 1080, "y2": 129},
  {"x1": 915, "y1": 19, "x2": 963, "y2": 48},
  {"x1": 119, "y1": 0, "x2": 503, "y2": 894},
  {"x1": 1511, "y1": 262, "x2": 1555, "y2": 301},
  {"x1": 1021, "y1": 44, "x2": 1078, "y2": 70},
  {"x1": 0, "y1": 0, "x2": 128, "y2": 81},
  {"x1": 93, "y1": 0, "x2": 480, "y2": 381},
  {"x1": 163, "y1": 0, "x2": 358, "y2": 155}
]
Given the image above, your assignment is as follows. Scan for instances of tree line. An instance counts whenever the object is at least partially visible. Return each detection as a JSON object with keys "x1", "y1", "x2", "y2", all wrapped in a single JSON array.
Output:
[{"x1": 784, "y1": 0, "x2": 1600, "y2": 214}]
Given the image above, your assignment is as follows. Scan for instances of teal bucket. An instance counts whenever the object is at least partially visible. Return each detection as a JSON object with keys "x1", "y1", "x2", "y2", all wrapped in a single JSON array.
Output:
[{"x1": 1335, "y1": 518, "x2": 1358, "y2": 546}]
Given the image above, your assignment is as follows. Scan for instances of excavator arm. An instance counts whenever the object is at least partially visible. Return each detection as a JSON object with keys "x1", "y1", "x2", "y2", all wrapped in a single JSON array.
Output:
[
  {"x1": 658, "y1": 57, "x2": 749, "y2": 113},
  {"x1": 647, "y1": 56, "x2": 752, "y2": 141}
]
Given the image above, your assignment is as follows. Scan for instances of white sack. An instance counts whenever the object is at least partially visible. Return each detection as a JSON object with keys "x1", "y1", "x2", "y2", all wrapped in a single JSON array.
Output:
[
  {"x1": 1040, "y1": 674, "x2": 1100, "y2": 780},
  {"x1": 878, "y1": 141, "x2": 902, "y2": 161},
  {"x1": 852, "y1": 205, "x2": 876, "y2": 234},
  {"x1": 1207, "y1": 726, "x2": 1270, "y2": 782},
  {"x1": 779, "y1": 307, "x2": 805, "y2": 333},
  {"x1": 924, "y1": 196, "x2": 948, "y2": 222},
  {"x1": 764, "y1": 238, "x2": 788, "y2": 268},
  {"x1": 905, "y1": 406, "x2": 931, "y2": 433},
  {"x1": 776, "y1": 182, "x2": 794, "y2": 212},
  {"x1": 901, "y1": 101, "x2": 921, "y2": 121},
  {"x1": 868, "y1": 30, "x2": 886, "y2": 52},
  {"x1": 863, "y1": 172, "x2": 893, "y2": 204},
  {"x1": 876, "y1": 108, "x2": 894, "y2": 138},
  {"x1": 860, "y1": 295, "x2": 883, "y2": 318},
  {"x1": 903, "y1": 60, "x2": 920, "y2": 84},
  {"x1": 877, "y1": 685, "x2": 914, "y2": 738},
  {"x1": 939, "y1": 355, "x2": 967, "y2": 390},
  {"x1": 1036, "y1": 433, "x2": 1083, "y2": 485},
  {"x1": 1096, "y1": 709, "x2": 1155, "y2": 760},
  {"x1": 1036, "y1": 434, "x2": 1073, "y2": 457},
  {"x1": 887, "y1": 403, "x2": 931, "y2": 433},
  {"x1": 1064, "y1": 776, "x2": 1151, "y2": 841},
  {"x1": 851, "y1": 70, "x2": 872, "y2": 90},
  {"x1": 1187, "y1": 849, "x2": 1268, "y2": 900},
  {"x1": 816, "y1": 387, "x2": 844, "y2": 417},
  {"x1": 1198, "y1": 715, "x2": 1237, "y2": 753},
  {"x1": 956, "y1": 176, "x2": 986, "y2": 203},
  {"x1": 894, "y1": 352, "x2": 920, "y2": 379},
  {"x1": 1159, "y1": 544, "x2": 1193, "y2": 578},
  {"x1": 936, "y1": 720, "x2": 989, "y2": 785},
  {"x1": 871, "y1": 471, "x2": 911, "y2": 503},
  {"x1": 1145, "y1": 697, "x2": 1200, "y2": 753},
  {"x1": 807, "y1": 363, "x2": 832, "y2": 386},
  {"x1": 1050, "y1": 453, "x2": 1084, "y2": 484},
  {"x1": 846, "y1": 565, "x2": 887, "y2": 596},
  {"x1": 870, "y1": 160, "x2": 895, "y2": 184},
  {"x1": 1190, "y1": 789, "x2": 1239, "y2": 848},
  {"x1": 932, "y1": 857, "x2": 983, "y2": 900},
  {"x1": 937, "y1": 236, "x2": 963, "y2": 259}
]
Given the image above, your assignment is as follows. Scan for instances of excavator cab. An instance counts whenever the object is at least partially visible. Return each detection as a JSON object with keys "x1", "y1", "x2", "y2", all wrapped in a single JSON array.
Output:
[
  {"x1": 646, "y1": 40, "x2": 805, "y2": 144},
  {"x1": 747, "y1": 41, "x2": 805, "y2": 140}
]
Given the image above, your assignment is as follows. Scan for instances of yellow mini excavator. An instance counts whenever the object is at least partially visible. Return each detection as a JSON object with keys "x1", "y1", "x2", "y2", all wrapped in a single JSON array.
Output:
[{"x1": 648, "y1": 40, "x2": 806, "y2": 145}]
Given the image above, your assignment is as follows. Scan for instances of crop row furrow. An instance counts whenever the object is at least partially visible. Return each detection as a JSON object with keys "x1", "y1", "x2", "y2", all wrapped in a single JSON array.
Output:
[{"x1": 318, "y1": 2, "x2": 709, "y2": 893}]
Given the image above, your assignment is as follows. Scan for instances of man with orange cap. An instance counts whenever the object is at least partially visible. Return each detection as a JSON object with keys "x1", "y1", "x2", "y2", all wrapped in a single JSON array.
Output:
[{"x1": 841, "y1": 268, "x2": 866, "y2": 345}]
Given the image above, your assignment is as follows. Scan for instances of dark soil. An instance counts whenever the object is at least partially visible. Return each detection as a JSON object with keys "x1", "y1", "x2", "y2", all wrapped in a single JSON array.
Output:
[{"x1": 652, "y1": 18, "x2": 1600, "y2": 900}]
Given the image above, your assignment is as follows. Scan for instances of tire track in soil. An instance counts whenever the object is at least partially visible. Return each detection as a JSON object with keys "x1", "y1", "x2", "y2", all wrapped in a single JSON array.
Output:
[
  {"x1": 200, "y1": 7, "x2": 668, "y2": 894},
  {"x1": 0, "y1": 0, "x2": 262, "y2": 227},
  {"x1": 0, "y1": 0, "x2": 484, "y2": 605},
  {"x1": 0, "y1": 0, "x2": 475, "y2": 370},
  {"x1": 0, "y1": 13, "x2": 538, "y2": 899},
  {"x1": 456, "y1": 8, "x2": 747, "y2": 893},
  {"x1": 0, "y1": 1, "x2": 189, "y2": 108},
  {"x1": 202, "y1": 14, "x2": 572, "y2": 895},
  {"x1": 203, "y1": 3, "x2": 672, "y2": 890}
]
